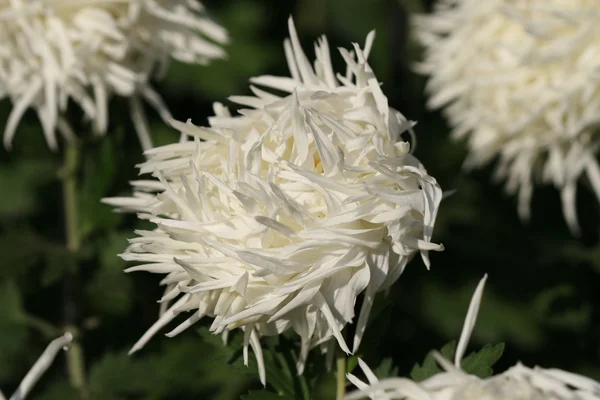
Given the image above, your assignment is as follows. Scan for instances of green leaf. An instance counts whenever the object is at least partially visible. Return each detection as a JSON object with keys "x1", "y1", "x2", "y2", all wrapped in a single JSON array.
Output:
[
  {"x1": 231, "y1": 338, "x2": 295, "y2": 397},
  {"x1": 0, "y1": 280, "x2": 29, "y2": 381},
  {"x1": 410, "y1": 341, "x2": 456, "y2": 382},
  {"x1": 198, "y1": 328, "x2": 313, "y2": 399},
  {"x1": 198, "y1": 327, "x2": 261, "y2": 380},
  {"x1": 86, "y1": 232, "x2": 132, "y2": 316},
  {"x1": 88, "y1": 351, "x2": 149, "y2": 399},
  {"x1": 35, "y1": 381, "x2": 80, "y2": 400},
  {"x1": 89, "y1": 337, "x2": 249, "y2": 400},
  {"x1": 41, "y1": 245, "x2": 77, "y2": 287},
  {"x1": 440, "y1": 341, "x2": 457, "y2": 360},
  {"x1": 346, "y1": 355, "x2": 360, "y2": 375},
  {"x1": 410, "y1": 341, "x2": 504, "y2": 381},
  {"x1": 560, "y1": 242, "x2": 600, "y2": 274},
  {"x1": 373, "y1": 358, "x2": 398, "y2": 380},
  {"x1": 0, "y1": 228, "x2": 46, "y2": 280},
  {"x1": 241, "y1": 391, "x2": 296, "y2": 400},
  {"x1": 79, "y1": 139, "x2": 122, "y2": 238},
  {"x1": 197, "y1": 327, "x2": 239, "y2": 362},
  {"x1": 0, "y1": 227, "x2": 77, "y2": 287},
  {"x1": 533, "y1": 285, "x2": 591, "y2": 331},
  {"x1": 0, "y1": 159, "x2": 56, "y2": 219},
  {"x1": 0, "y1": 279, "x2": 25, "y2": 323},
  {"x1": 461, "y1": 343, "x2": 505, "y2": 378}
]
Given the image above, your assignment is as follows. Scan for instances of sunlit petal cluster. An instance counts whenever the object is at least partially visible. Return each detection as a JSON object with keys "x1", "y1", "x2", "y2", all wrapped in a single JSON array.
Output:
[
  {"x1": 105, "y1": 18, "x2": 443, "y2": 384},
  {"x1": 346, "y1": 276, "x2": 600, "y2": 400},
  {"x1": 414, "y1": 0, "x2": 600, "y2": 233},
  {"x1": 347, "y1": 359, "x2": 600, "y2": 400},
  {"x1": 0, "y1": 0, "x2": 228, "y2": 150}
]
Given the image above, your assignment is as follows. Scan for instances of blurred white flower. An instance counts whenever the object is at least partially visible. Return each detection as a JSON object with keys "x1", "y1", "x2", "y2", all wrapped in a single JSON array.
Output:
[
  {"x1": 0, "y1": 0, "x2": 228, "y2": 150},
  {"x1": 345, "y1": 275, "x2": 600, "y2": 400},
  {"x1": 414, "y1": 0, "x2": 600, "y2": 233},
  {"x1": 104, "y1": 17, "x2": 443, "y2": 384}
]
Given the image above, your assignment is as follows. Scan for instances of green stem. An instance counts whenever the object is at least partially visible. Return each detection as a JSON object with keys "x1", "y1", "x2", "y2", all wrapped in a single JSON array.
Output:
[
  {"x1": 62, "y1": 141, "x2": 80, "y2": 253},
  {"x1": 298, "y1": 370, "x2": 311, "y2": 400},
  {"x1": 60, "y1": 138, "x2": 88, "y2": 399},
  {"x1": 65, "y1": 326, "x2": 86, "y2": 395},
  {"x1": 336, "y1": 356, "x2": 346, "y2": 400},
  {"x1": 22, "y1": 313, "x2": 62, "y2": 339}
]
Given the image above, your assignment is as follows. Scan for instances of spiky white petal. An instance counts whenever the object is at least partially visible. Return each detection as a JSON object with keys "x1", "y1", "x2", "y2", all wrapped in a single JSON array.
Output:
[
  {"x1": 105, "y1": 17, "x2": 443, "y2": 384},
  {"x1": 346, "y1": 275, "x2": 600, "y2": 400},
  {"x1": 0, "y1": 0, "x2": 228, "y2": 150},
  {"x1": 414, "y1": 0, "x2": 600, "y2": 234},
  {"x1": 1, "y1": 333, "x2": 73, "y2": 400}
]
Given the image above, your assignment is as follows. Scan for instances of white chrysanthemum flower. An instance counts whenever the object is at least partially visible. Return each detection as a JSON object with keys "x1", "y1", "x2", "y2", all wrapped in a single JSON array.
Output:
[
  {"x1": 346, "y1": 275, "x2": 600, "y2": 400},
  {"x1": 104, "y1": 18, "x2": 443, "y2": 384},
  {"x1": 414, "y1": 0, "x2": 600, "y2": 233},
  {"x1": 0, "y1": 0, "x2": 228, "y2": 150}
]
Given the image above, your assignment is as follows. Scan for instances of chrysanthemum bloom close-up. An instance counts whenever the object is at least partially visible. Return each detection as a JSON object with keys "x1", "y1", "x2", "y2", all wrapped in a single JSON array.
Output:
[
  {"x1": 0, "y1": 0, "x2": 228, "y2": 150},
  {"x1": 414, "y1": 0, "x2": 600, "y2": 233},
  {"x1": 105, "y1": 18, "x2": 443, "y2": 384},
  {"x1": 345, "y1": 275, "x2": 600, "y2": 400}
]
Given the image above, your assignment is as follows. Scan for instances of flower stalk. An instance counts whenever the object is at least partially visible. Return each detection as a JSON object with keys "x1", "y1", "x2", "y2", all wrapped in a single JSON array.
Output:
[
  {"x1": 22, "y1": 313, "x2": 62, "y2": 339},
  {"x1": 336, "y1": 356, "x2": 346, "y2": 400},
  {"x1": 62, "y1": 140, "x2": 79, "y2": 253},
  {"x1": 60, "y1": 138, "x2": 88, "y2": 399}
]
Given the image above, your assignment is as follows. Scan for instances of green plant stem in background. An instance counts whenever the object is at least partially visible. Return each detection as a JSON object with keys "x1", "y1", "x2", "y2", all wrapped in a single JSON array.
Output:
[
  {"x1": 22, "y1": 313, "x2": 62, "y2": 339},
  {"x1": 65, "y1": 325, "x2": 87, "y2": 397},
  {"x1": 63, "y1": 141, "x2": 80, "y2": 253},
  {"x1": 336, "y1": 356, "x2": 346, "y2": 400},
  {"x1": 60, "y1": 138, "x2": 88, "y2": 399},
  {"x1": 298, "y1": 367, "x2": 310, "y2": 400}
]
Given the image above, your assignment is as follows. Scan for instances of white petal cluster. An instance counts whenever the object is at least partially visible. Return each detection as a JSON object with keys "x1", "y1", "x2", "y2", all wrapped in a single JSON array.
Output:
[
  {"x1": 347, "y1": 360, "x2": 600, "y2": 400},
  {"x1": 0, "y1": 0, "x2": 228, "y2": 150},
  {"x1": 105, "y1": 18, "x2": 443, "y2": 384},
  {"x1": 346, "y1": 276, "x2": 600, "y2": 400},
  {"x1": 414, "y1": 0, "x2": 600, "y2": 233}
]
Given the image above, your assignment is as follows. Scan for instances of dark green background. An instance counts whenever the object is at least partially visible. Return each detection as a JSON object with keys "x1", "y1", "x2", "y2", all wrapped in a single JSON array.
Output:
[{"x1": 1, "y1": 0, "x2": 599, "y2": 398}]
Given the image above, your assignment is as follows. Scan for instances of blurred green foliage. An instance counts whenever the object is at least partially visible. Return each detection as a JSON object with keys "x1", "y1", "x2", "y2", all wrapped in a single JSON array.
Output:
[
  {"x1": 410, "y1": 341, "x2": 504, "y2": 381},
  {"x1": 1, "y1": 0, "x2": 600, "y2": 399}
]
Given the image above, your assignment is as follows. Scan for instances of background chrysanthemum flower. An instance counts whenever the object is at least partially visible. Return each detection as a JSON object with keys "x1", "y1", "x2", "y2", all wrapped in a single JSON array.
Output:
[
  {"x1": 104, "y1": 18, "x2": 443, "y2": 384},
  {"x1": 414, "y1": 0, "x2": 600, "y2": 233},
  {"x1": 345, "y1": 275, "x2": 600, "y2": 400},
  {"x1": 0, "y1": 0, "x2": 228, "y2": 150}
]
